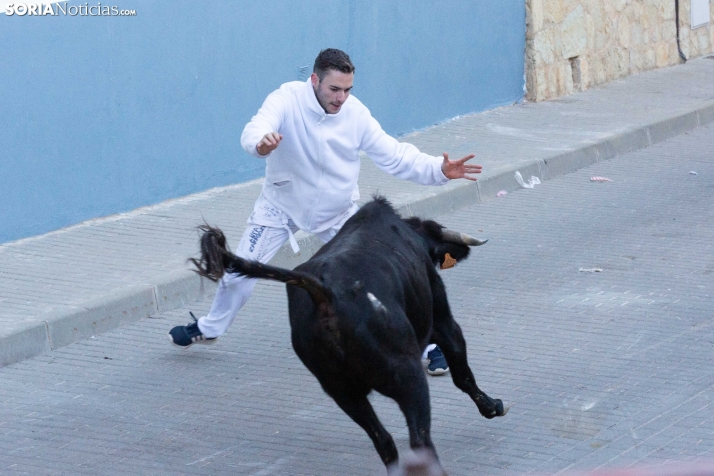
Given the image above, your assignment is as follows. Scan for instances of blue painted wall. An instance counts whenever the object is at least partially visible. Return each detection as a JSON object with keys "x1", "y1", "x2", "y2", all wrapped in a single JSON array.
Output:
[{"x1": 0, "y1": 1, "x2": 525, "y2": 244}]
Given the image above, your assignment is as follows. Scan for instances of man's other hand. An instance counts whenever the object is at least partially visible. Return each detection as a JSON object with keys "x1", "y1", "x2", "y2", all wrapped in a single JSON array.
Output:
[
  {"x1": 256, "y1": 132, "x2": 283, "y2": 156},
  {"x1": 441, "y1": 152, "x2": 482, "y2": 181}
]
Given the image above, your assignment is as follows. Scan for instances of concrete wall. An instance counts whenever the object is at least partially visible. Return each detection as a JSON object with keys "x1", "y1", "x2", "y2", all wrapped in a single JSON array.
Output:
[
  {"x1": 0, "y1": 1, "x2": 526, "y2": 244},
  {"x1": 526, "y1": 0, "x2": 714, "y2": 101}
]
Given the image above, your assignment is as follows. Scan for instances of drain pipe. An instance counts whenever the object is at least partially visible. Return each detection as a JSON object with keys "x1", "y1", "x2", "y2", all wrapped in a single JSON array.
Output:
[{"x1": 675, "y1": 0, "x2": 687, "y2": 62}]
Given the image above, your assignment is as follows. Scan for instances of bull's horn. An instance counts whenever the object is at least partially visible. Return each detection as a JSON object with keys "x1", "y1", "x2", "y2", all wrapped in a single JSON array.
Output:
[{"x1": 442, "y1": 229, "x2": 488, "y2": 246}]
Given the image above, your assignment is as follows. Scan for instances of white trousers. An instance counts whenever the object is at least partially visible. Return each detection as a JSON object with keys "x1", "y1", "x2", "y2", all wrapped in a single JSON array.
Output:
[
  {"x1": 197, "y1": 195, "x2": 354, "y2": 338},
  {"x1": 422, "y1": 343, "x2": 437, "y2": 359}
]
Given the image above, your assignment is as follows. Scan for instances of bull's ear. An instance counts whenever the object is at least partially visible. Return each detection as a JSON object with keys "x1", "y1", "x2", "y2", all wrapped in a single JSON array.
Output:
[
  {"x1": 441, "y1": 253, "x2": 457, "y2": 270},
  {"x1": 435, "y1": 243, "x2": 470, "y2": 269}
]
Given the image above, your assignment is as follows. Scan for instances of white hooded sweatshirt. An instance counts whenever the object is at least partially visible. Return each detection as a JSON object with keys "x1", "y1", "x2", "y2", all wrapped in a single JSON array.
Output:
[{"x1": 241, "y1": 78, "x2": 449, "y2": 234}]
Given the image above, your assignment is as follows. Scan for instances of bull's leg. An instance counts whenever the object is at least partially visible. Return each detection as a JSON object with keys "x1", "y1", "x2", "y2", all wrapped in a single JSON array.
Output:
[
  {"x1": 377, "y1": 360, "x2": 446, "y2": 476},
  {"x1": 429, "y1": 276, "x2": 508, "y2": 419},
  {"x1": 328, "y1": 390, "x2": 399, "y2": 469},
  {"x1": 383, "y1": 365, "x2": 435, "y2": 452},
  {"x1": 376, "y1": 356, "x2": 446, "y2": 476}
]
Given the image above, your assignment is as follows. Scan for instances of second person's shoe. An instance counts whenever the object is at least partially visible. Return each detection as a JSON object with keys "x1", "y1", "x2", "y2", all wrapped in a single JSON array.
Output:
[
  {"x1": 426, "y1": 346, "x2": 449, "y2": 376},
  {"x1": 168, "y1": 312, "x2": 218, "y2": 349}
]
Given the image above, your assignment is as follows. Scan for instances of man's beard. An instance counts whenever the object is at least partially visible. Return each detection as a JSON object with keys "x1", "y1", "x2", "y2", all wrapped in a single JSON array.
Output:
[{"x1": 314, "y1": 85, "x2": 337, "y2": 114}]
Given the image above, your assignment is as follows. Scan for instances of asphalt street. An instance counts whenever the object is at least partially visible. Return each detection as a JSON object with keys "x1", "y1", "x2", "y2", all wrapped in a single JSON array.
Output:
[{"x1": 1, "y1": 123, "x2": 712, "y2": 475}]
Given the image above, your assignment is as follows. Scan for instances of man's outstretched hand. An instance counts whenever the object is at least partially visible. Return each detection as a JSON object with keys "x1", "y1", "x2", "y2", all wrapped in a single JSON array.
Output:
[
  {"x1": 256, "y1": 132, "x2": 283, "y2": 156},
  {"x1": 441, "y1": 152, "x2": 483, "y2": 181}
]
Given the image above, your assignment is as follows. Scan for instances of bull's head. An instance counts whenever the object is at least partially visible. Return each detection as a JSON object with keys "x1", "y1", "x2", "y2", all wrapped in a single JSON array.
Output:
[{"x1": 403, "y1": 217, "x2": 487, "y2": 270}]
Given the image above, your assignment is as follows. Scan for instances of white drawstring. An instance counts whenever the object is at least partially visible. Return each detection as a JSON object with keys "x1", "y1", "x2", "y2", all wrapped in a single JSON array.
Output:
[{"x1": 281, "y1": 214, "x2": 300, "y2": 253}]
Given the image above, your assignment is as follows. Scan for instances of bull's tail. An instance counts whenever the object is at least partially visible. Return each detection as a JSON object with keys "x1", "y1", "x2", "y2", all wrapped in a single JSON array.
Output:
[{"x1": 189, "y1": 225, "x2": 332, "y2": 306}]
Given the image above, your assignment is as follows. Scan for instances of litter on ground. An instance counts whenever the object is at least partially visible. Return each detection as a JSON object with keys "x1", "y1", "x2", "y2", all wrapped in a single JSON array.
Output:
[
  {"x1": 590, "y1": 176, "x2": 612, "y2": 182},
  {"x1": 515, "y1": 171, "x2": 541, "y2": 189}
]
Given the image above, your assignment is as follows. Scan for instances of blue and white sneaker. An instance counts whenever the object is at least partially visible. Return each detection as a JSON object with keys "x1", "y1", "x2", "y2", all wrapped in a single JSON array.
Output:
[
  {"x1": 426, "y1": 346, "x2": 449, "y2": 376},
  {"x1": 168, "y1": 312, "x2": 218, "y2": 348}
]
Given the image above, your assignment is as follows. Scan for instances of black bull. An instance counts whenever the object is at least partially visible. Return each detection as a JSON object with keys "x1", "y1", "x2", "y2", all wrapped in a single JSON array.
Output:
[{"x1": 191, "y1": 197, "x2": 508, "y2": 474}]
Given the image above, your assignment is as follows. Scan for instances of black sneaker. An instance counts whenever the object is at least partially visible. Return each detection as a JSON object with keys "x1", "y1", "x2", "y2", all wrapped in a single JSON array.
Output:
[
  {"x1": 426, "y1": 346, "x2": 449, "y2": 376},
  {"x1": 168, "y1": 312, "x2": 218, "y2": 349}
]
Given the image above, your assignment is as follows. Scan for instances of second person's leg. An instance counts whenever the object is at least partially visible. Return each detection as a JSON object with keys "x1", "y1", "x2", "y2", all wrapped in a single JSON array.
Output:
[{"x1": 198, "y1": 224, "x2": 293, "y2": 338}]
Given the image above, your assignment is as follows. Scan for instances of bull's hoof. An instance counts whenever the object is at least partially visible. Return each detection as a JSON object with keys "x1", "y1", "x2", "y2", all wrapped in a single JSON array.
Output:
[
  {"x1": 389, "y1": 449, "x2": 447, "y2": 476},
  {"x1": 496, "y1": 399, "x2": 510, "y2": 417},
  {"x1": 483, "y1": 399, "x2": 509, "y2": 419}
]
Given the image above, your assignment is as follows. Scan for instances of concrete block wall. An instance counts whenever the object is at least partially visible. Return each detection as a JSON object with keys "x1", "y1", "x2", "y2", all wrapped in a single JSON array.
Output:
[
  {"x1": 526, "y1": 0, "x2": 714, "y2": 101},
  {"x1": 1, "y1": 1, "x2": 526, "y2": 245}
]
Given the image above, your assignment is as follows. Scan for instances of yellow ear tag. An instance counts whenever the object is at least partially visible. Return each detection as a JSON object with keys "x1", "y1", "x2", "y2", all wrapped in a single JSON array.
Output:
[{"x1": 440, "y1": 253, "x2": 457, "y2": 270}]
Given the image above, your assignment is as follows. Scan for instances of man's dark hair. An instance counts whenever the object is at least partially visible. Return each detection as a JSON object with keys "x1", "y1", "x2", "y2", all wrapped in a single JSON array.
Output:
[{"x1": 313, "y1": 48, "x2": 355, "y2": 81}]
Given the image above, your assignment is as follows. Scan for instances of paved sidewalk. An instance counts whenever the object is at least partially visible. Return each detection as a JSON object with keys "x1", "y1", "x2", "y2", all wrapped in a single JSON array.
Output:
[
  {"x1": 1, "y1": 56, "x2": 714, "y2": 367},
  {"x1": 1, "y1": 122, "x2": 712, "y2": 474}
]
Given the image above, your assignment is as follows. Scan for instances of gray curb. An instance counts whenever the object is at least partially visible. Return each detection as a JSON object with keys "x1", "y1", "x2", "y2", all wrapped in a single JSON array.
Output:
[{"x1": 2, "y1": 99, "x2": 713, "y2": 368}]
